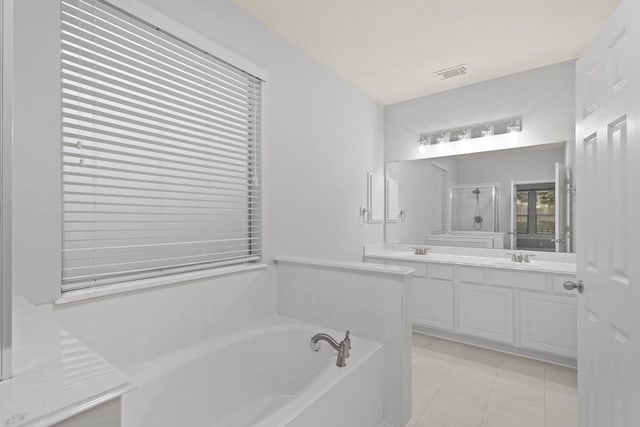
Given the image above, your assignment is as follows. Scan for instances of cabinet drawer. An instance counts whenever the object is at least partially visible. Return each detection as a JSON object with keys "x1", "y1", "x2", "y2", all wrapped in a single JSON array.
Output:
[
  {"x1": 427, "y1": 264, "x2": 454, "y2": 281},
  {"x1": 520, "y1": 292, "x2": 577, "y2": 357},
  {"x1": 552, "y1": 275, "x2": 579, "y2": 296},
  {"x1": 413, "y1": 279, "x2": 454, "y2": 330},
  {"x1": 490, "y1": 270, "x2": 546, "y2": 291},
  {"x1": 458, "y1": 283, "x2": 514, "y2": 344},
  {"x1": 458, "y1": 266, "x2": 484, "y2": 284}
]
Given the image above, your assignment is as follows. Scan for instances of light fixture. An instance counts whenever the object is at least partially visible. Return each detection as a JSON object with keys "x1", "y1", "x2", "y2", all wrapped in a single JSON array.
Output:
[
  {"x1": 417, "y1": 115, "x2": 522, "y2": 149},
  {"x1": 507, "y1": 117, "x2": 521, "y2": 133},
  {"x1": 436, "y1": 131, "x2": 450, "y2": 144},
  {"x1": 481, "y1": 124, "x2": 494, "y2": 137},
  {"x1": 417, "y1": 133, "x2": 427, "y2": 154}
]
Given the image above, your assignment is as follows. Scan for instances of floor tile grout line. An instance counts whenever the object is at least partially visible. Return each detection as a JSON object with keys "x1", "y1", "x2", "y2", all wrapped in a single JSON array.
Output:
[
  {"x1": 411, "y1": 347, "x2": 454, "y2": 424},
  {"x1": 543, "y1": 364, "x2": 547, "y2": 427},
  {"x1": 478, "y1": 369, "x2": 497, "y2": 427}
]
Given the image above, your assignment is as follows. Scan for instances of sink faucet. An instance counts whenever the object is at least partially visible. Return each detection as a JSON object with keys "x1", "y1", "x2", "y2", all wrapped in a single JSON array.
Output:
[
  {"x1": 509, "y1": 253, "x2": 534, "y2": 263},
  {"x1": 411, "y1": 246, "x2": 430, "y2": 255},
  {"x1": 310, "y1": 330, "x2": 351, "y2": 367}
]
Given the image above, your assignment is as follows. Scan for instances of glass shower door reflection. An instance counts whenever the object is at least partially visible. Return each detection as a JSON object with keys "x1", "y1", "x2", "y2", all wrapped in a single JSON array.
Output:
[{"x1": 451, "y1": 186, "x2": 498, "y2": 232}]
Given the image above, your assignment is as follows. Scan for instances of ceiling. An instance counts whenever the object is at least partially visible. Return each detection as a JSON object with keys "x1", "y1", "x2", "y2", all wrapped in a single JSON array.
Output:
[{"x1": 234, "y1": 0, "x2": 620, "y2": 105}]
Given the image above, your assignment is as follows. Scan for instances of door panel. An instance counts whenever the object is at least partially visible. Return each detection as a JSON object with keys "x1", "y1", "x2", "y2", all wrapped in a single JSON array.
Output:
[{"x1": 575, "y1": 0, "x2": 640, "y2": 425}]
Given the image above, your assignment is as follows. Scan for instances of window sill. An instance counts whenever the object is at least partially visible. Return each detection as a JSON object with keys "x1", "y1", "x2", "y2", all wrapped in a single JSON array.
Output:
[{"x1": 54, "y1": 263, "x2": 269, "y2": 305}]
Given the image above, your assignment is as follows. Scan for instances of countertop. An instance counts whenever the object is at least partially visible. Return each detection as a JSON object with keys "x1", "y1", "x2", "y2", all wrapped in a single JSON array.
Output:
[
  {"x1": 364, "y1": 249, "x2": 577, "y2": 275},
  {"x1": 275, "y1": 255, "x2": 416, "y2": 276},
  {"x1": 0, "y1": 298, "x2": 133, "y2": 427}
]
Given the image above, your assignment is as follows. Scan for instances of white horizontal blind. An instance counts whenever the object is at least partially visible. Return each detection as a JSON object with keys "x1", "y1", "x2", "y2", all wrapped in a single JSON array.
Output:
[{"x1": 61, "y1": 0, "x2": 262, "y2": 291}]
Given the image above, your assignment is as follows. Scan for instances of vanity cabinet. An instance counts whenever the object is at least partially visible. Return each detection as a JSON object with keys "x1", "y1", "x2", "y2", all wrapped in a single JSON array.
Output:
[
  {"x1": 413, "y1": 265, "x2": 454, "y2": 330},
  {"x1": 364, "y1": 256, "x2": 578, "y2": 363},
  {"x1": 458, "y1": 283, "x2": 514, "y2": 344},
  {"x1": 519, "y1": 292, "x2": 577, "y2": 357}
]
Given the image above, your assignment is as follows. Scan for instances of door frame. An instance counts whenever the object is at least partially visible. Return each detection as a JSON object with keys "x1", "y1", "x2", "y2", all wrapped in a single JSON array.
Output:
[{"x1": 0, "y1": 0, "x2": 13, "y2": 381}]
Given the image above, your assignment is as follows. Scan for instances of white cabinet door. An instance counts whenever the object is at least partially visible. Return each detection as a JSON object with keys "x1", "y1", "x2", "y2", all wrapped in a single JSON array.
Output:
[
  {"x1": 458, "y1": 283, "x2": 514, "y2": 344},
  {"x1": 413, "y1": 278, "x2": 454, "y2": 330},
  {"x1": 520, "y1": 292, "x2": 577, "y2": 358}
]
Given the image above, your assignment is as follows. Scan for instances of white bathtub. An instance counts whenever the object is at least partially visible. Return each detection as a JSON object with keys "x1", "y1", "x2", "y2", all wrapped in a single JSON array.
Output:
[{"x1": 122, "y1": 319, "x2": 384, "y2": 427}]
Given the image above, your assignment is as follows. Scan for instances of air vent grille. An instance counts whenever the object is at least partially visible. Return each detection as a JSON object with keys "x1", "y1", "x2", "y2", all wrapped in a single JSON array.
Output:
[{"x1": 434, "y1": 64, "x2": 468, "y2": 80}]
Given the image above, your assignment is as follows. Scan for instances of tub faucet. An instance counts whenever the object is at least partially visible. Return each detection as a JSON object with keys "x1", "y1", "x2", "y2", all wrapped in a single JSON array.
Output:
[{"x1": 310, "y1": 330, "x2": 351, "y2": 367}]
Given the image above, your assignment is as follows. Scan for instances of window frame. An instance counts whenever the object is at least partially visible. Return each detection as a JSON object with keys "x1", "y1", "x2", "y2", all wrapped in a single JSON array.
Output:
[
  {"x1": 515, "y1": 182, "x2": 556, "y2": 237},
  {"x1": 59, "y1": 0, "x2": 267, "y2": 295}
]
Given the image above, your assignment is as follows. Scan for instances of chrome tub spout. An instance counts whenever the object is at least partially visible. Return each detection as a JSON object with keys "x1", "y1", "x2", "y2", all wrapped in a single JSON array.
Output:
[{"x1": 310, "y1": 330, "x2": 351, "y2": 367}]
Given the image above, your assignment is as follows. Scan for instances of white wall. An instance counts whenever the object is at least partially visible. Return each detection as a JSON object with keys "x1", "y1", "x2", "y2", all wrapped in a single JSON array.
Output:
[
  {"x1": 384, "y1": 61, "x2": 576, "y2": 162},
  {"x1": 386, "y1": 157, "x2": 457, "y2": 244},
  {"x1": 135, "y1": 0, "x2": 385, "y2": 261},
  {"x1": 12, "y1": 0, "x2": 384, "y2": 304},
  {"x1": 13, "y1": 0, "x2": 61, "y2": 305}
]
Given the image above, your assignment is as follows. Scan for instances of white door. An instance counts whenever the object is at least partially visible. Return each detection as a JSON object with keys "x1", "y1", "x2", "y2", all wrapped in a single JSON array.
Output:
[
  {"x1": 509, "y1": 180, "x2": 516, "y2": 250},
  {"x1": 575, "y1": 0, "x2": 640, "y2": 425},
  {"x1": 554, "y1": 163, "x2": 569, "y2": 253}
]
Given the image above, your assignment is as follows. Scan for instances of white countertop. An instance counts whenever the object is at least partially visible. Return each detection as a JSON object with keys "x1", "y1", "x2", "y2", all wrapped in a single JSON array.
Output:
[
  {"x1": 275, "y1": 255, "x2": 415, "y2": 276},
  {"x1": 0, "y1": 298, "x2": 133, "y2": 427},
  {"x1": 364, "y1": 249, "x2": 576, "y2": 275}
]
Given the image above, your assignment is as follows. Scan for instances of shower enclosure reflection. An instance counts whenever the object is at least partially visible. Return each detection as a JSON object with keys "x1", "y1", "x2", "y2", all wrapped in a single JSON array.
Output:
[
  {"x1": 451, "y1": 186, "x2": 498, "y2": 232},
  {"x1": 385, "y1": 143, "x2": 574, "y2": 253}
]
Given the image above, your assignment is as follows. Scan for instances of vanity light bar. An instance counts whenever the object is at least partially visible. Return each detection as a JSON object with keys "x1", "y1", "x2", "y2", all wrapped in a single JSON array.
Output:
[{"x1": 417, "y1": 116, "x2": 522, "y2": 148}]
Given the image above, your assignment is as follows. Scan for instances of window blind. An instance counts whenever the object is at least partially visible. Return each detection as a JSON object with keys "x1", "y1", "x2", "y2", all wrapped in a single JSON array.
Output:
[{"x1": 61, "y1": 0, "x2": 262, "y2": 292}]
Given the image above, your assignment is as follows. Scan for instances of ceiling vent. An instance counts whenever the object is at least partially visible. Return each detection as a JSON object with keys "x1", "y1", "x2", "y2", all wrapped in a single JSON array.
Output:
[{"x1": 434, "y1": 64, "x2": 468, "y2": 80}]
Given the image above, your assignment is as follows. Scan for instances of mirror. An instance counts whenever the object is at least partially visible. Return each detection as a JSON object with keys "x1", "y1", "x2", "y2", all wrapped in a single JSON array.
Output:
[{"x1": 385, "y1": 142, "x2": 574, "y2": 253}]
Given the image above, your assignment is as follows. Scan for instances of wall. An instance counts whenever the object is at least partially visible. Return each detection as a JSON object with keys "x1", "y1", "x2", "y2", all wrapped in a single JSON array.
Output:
[
  {"x1": 384, "y1": 61, "x2": 576, "y2": 162},
  {"x1": 386, "y1": 157, "x2": 458, "y2": 244},
  {"x1": 135, "y1": 0, "x2": 385, "y2": 262},
  {"x1": 12, "y1": 0, "x2": 384, "y2": 304}
]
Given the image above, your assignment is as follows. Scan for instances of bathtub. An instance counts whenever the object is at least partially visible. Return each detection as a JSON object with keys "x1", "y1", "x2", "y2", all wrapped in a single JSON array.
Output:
[{"x1": 122, "y1": 318, "x2": 384, "y2": 427}]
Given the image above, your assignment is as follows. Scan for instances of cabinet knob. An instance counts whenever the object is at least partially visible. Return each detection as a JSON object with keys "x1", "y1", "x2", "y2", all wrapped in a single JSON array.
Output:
[{"x1": 563, "y1": 280, "x2": 584, "y2": 293}]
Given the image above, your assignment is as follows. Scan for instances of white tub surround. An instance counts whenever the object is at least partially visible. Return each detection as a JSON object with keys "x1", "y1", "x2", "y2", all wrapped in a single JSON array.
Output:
[
  {"x1": 275, "y1": 256, "x2": 413, "y2": 427},
  {"x1": 424, "y1": 232, "x2": 505, "y2": 249},
  {"x1": 54, "y1": 265, "x2": 389, "y2": 427},
  {"x1": 0, "y1": 298, "x2": 132, "y2": 427},
  {"x1": 124, "y1": 319, "x2": 383, "y2": 427},
  {"x1": 364, "y1": 245, "x2": 578, "y2": 367},
  {"x1": 54, "y1": 267, "x2": 277, "y2": 373}
]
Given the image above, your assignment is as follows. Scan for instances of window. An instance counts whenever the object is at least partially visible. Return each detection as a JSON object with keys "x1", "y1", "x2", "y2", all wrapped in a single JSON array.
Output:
[
  {"x1": 61, "y1": 0, "x2": 262, "y2": 292},
  {"x1": 516, "y1": 185, "x2": 555, "y2": 236}
]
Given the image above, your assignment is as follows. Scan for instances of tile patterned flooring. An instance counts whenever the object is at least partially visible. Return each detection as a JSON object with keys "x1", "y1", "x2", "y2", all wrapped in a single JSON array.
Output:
[{"x1": 409, "y1": 334, "x2": 577, "y2": 427}]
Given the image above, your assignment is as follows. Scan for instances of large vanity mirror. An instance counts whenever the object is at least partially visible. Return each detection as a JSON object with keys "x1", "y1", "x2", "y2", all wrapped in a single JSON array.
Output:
[{"x1": 385, "y1": 142, "x2": 575, "y2": 253}]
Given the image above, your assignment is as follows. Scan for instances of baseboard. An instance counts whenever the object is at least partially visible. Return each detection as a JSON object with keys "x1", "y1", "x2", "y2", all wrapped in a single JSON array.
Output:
[{"x1": 413, "y1": 325, "x2": 577, "y2": 369}]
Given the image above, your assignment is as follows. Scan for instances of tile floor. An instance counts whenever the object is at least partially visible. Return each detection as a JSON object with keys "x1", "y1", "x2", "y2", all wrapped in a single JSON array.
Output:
[{"x1": 409, "y1": 333, "x2": 577, "y2": 427}]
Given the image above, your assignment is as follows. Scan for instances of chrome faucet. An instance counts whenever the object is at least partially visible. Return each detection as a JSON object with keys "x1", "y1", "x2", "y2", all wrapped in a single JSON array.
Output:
[
  {"x1": 509, "y1": 253, "x2": 534, "y2": 263},
  {"x1": 411, "y1": 246, "x2": 430, "y2": 255},
  {"x1": 310, "y1": 330, "x2": 351, "y2": 367}
]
